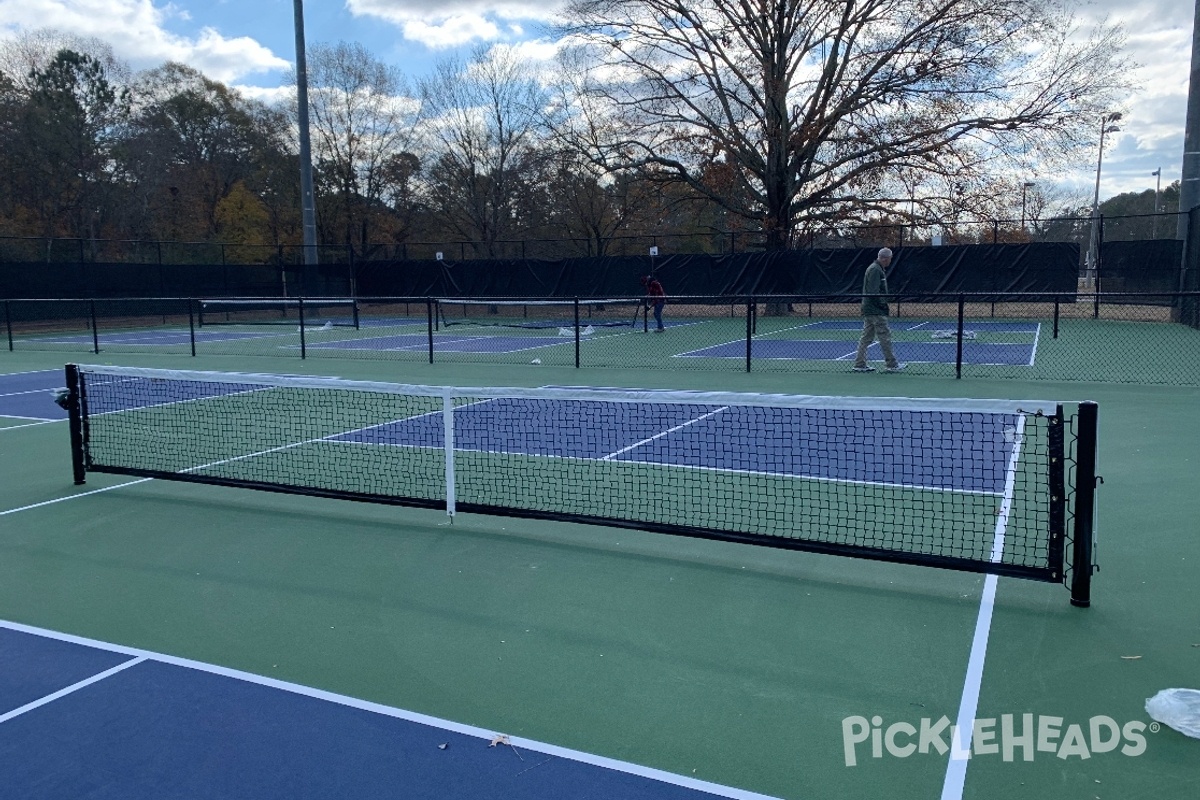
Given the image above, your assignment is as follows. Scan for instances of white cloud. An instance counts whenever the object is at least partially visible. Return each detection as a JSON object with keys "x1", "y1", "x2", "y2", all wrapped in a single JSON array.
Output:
[
  {"x1": 402, "y1": 15, "x2": 501, "y2": 49},
  {"x1": 348, "y1": 0, "x2": 558, "y2": 47},
  {"x1": 1071, "y1": 0, "x2": 1192, "y2": 195},
  {"x1": 0, "y1": 0, "x2": 289, "y2": 83},
  {"x1": 349, "y1": 0, "x2": 556, "y2": 24},
  {"x1": 232, "y1": 83, "x2": 294, "y2": 104}
]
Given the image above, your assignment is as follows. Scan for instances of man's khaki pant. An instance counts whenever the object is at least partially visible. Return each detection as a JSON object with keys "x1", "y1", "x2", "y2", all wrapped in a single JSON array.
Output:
[{"x1": 854, "y1": 315, "x2": 898, "y2": 368}]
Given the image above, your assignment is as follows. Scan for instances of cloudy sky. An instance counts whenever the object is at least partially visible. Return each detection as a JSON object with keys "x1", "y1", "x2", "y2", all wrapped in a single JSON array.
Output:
[{"x1": 0, "y1": 0, "x2": 1193, "y2": 203}]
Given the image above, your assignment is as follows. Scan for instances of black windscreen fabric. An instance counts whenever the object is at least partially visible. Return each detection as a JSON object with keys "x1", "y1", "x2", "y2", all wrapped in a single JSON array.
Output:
[
  {"x1": 887, "y1": 243, "x2": 1080, "y2": 295},
  {"x1": 1099, "y1": 239, "x2": 1185, "y2": 299},
  {"x1": 0, "y1": 241, "x2": 1082, "y2": 299}
]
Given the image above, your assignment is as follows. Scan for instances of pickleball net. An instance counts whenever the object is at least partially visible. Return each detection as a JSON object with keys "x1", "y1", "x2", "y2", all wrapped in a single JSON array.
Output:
[
  {"x1": 198, "y1": 298, "x2": 360, "y2": 329},
  {"x1": 63, "y1": 364, "x2": 1099, "y2": 604},
  {"x1": 436, "y1": 298, "x2": 644, "y2": 331}
]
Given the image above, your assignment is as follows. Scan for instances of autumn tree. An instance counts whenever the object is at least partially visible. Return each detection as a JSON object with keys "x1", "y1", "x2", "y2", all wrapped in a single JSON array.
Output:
[
  {"x1": 558, "y1": 0, "x2": 1134, "y2": 249},
  {"x1": 13, "y1": 49, "x2": 131, "y2": 239},
  {"x1": 121, "y1": 63, "x2": 290, "y2": 245}
]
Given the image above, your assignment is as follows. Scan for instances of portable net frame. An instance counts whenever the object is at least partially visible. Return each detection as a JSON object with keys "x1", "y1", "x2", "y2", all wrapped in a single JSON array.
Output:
[
  {"x1": 436, "y1": 298, "x2": 645, "y2": 331},
  {"x1": 63, "y1": 365, "x2": 1099, "y2": 605},
  {"x1": 197, "y1": 298, "x2": 360, "y2": 329}
]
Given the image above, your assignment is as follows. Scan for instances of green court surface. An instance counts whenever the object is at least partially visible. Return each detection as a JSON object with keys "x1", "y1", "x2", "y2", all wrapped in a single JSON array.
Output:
[{"x1": 1, "y1": 348, "x2": 1198, "y2": 798}]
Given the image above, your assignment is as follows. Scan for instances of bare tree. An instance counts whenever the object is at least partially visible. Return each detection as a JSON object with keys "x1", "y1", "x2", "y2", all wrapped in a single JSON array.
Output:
[
  {"x1": 292, "y1": 41, "x2": 419, "y2": 250},
  {"x1": 557, "y1": 0, "x2": 1134, "y2": 249},
  {"x1": 419, "y1": 46, "x2": 550, "y2": 257}
]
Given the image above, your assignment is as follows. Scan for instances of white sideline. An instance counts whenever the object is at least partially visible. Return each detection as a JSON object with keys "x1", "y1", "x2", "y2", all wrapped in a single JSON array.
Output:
[
  {"x1": 939, "y1": 414, "x2": 1027, "y2": 799},
  {"x1": 0, "y1": 618, "x2": 781, "y2": 800}
]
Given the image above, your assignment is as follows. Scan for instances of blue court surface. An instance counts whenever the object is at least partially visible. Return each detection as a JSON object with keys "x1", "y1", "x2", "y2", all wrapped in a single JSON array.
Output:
[
  {"x1": 0, "y1": 369, "x2": 66, "y2": 421},
  {"x1": 306, "y1": 333, "x2": 578, "y2": 354},
  {"x1": 682, "y1": 340, "x2": 1035, "y2": 365},
  {"x1": 66, "y1": 371, "x2": 1020, "y2": 496},
  {"x1": 0, "y1": 620, "x2": 777, "y2": 800},
  {"x1": 334, "y1": 398, "x2": 1017, "y2": 494},
  {"x1": 23, "y1": 330, "x2": 279, "y2": 346},
  {"x1": 795, "y1": 320, "x2": 1040, "y2": 333}
]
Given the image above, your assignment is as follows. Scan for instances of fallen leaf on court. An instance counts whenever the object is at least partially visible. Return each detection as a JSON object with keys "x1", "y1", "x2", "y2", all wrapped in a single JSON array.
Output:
[
  {"x1": 438, "y1": 743, "x2": 449, "y2": 750},
  {"x1": 1119, "y1": 655, "x2": 1142, "y2": 660},
  {"x1": 489, "y1": 735, "x2": 511, "y2": 747}
]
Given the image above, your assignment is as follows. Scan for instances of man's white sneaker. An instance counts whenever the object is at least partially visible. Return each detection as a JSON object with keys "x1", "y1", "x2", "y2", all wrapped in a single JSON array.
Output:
[
  {"x1": 885, "y1": 363, "x2": 907, "y2": 372},
  {"x1": 852, "y1": 366, "x2": 875, "y2": 373}
]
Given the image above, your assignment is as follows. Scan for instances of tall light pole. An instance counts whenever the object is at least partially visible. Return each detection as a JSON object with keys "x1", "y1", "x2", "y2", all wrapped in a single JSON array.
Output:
[
  {"x1": 1152, "y1": 168, "x2": 1162, "y2": 239},
  {"x1": 1178, "y1": 0, "x2": 1200, "y2": 239},
  {"x1": 1087, "y1": 112, "x2": 1122, "y2": 279},
  {"x1": 1021, "y1": 181, "x2": 1036, "y2": 232},
  {"x1": 294, "y1": 0, "x2": 319, "y2": 267}
]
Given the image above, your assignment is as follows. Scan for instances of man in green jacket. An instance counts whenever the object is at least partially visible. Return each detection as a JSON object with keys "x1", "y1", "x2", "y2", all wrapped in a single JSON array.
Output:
[{"x1": 853, "y1": 248, "x2": 906, "y2": 372}]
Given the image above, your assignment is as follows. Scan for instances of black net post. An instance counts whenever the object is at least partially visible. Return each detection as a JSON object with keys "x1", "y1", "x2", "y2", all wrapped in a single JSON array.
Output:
[
  {"x1": 1071, "y1": 401, "x2": 1099, "y2": 607},
  {"x1": 298, "y1": 297, "x2": 306, "y2": 359},
  {"x1": 745, "y1": 296, "x2": 754, "y2": 372},
  {"x1": 955, "y1": 295, "x2": 965, "y2": 379},
  {"x1": 574, "y1": 298, "x2": 581, "y2": 368},
  {"x1": 65, "y1": 364, "x2": 87, "y2": 485},
  {"x1": 1053, "y1": 298, "x2": 1060, "y2": 339},
  {"x1": 188, "y1": 299, "x2": 196, "y2": 357},
  {"x1": 90, "y1": 300, "x2": 99, "y2": 354},
  {"x1": 427, "y1": 298, "x2": 435, "y2": 363},
  {"x1": 4, "y1": 301, "x2": 11, "y2": 351}
]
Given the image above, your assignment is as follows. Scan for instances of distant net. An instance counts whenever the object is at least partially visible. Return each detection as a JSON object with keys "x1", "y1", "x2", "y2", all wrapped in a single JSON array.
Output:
[
  {"x1": 198, "y1": 298, "x2": 359, "y2": 329},
  {"x1": 63, "y1": 364, "x2": 1096, "y2": 599},
  {"x1": 436, "y1": 298, "x2": 644, "y2": 331}
]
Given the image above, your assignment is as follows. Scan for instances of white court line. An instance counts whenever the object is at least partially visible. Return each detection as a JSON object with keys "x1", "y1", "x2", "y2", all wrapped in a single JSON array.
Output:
[
  {"x1": 0, "y1": 479, "x2": 154, "y2": 517},
  {"x1": 0, "y1": 419, "x2": 63, "y2": 429},
  {"x1": 0, "y1": 657, "x2": 146, "y2": 724},
  {"x1": 1028, "y1": 323, "x2": 1041, "y2": 366},
  {"x1": 0, "y1": 619, "x2": 780, "y2": 800},
  {"x1": 0, "y1": 386, "x2": 64, "y2": 398},
  {"x1": 0, "y1": 369, "x2": 60, "y2": 377},
  {"x1": 940, "y1": 414, "x2": 1027, "y2": 800},
  {"x1": 601, "y1": 407, "x2": 730, "y2": 460}
]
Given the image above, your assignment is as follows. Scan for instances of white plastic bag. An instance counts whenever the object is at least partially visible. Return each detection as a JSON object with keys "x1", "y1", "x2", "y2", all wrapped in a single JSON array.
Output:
[{"x1": 1145, "y1": 688, "x2": 1200, "y2": 739}]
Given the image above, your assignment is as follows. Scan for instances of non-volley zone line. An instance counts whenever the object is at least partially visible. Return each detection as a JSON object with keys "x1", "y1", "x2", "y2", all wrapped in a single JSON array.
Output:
[{"x1": 0, "y1": 619, "x2": 780, "y2": 800}]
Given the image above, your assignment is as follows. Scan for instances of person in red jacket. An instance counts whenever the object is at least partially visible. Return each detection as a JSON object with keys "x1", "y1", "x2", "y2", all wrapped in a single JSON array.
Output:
[{"x1": 641, "y1": 275, "x2": 666, "y2": 331}]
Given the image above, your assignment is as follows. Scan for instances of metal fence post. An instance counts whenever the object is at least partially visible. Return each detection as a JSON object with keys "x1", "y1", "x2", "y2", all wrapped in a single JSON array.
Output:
[
  {"x1": 955, "y1": 295, "x2": 965, "y2": 379},
  {"x1": 188, "y1": 299, "x2": 196, "y2": 357},
  {"x1": 90, "y1": 300, "x2": 99, "y2": 354},
  {"x1": 427, "y1": 298, "x2": 435, "y2": 363},
  {"x1": 298, "y1": 297, "x2": 306, "y2": 359},
  {"x1": 574, "y1": 298, "x2": 581, "y2": 368},
  {"x1": 745, "y1": 296, "x2": 754, "y2": 372}
]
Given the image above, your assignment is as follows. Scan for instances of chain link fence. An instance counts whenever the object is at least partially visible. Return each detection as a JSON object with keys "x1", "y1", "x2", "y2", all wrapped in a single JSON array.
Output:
[{"x1": 6, "y1": 292, "x2": 1199, "y2": 386}]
